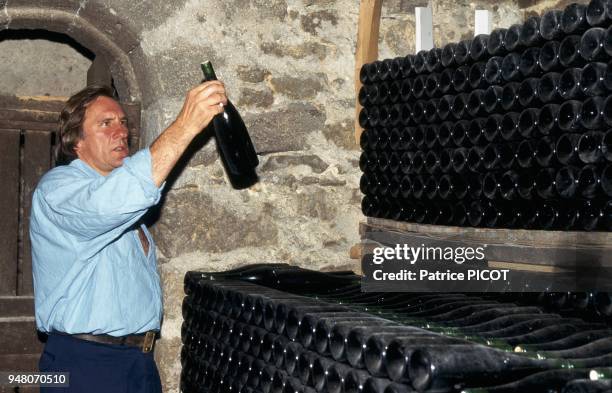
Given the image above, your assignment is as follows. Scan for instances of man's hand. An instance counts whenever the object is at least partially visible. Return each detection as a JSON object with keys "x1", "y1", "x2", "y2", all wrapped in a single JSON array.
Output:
[
  {"x1": 173, "y1": 81, "x2": 228, "y2": 137},
  {"x1": 149, "y1": 81, "x2": 228, "y2": 186}
]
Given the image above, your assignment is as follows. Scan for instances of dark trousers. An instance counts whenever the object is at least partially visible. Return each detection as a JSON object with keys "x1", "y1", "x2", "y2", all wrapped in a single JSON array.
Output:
[{"x1": 38, "y1": 333, "x2": 162, "y2": 393}]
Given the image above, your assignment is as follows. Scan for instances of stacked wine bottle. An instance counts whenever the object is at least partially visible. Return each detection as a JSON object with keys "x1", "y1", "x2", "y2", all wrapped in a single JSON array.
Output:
[
  {"x1": 359, "y1": 0, "x2": 612, "y2": 231},
  {"x1": 181, "y1": 265, "x2": 612, "y2": 393}
]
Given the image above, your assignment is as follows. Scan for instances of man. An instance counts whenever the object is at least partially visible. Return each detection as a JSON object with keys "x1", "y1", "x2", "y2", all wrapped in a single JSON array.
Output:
[{"x1": 30, "y1": 80, "x2": 227, "y2": 392}]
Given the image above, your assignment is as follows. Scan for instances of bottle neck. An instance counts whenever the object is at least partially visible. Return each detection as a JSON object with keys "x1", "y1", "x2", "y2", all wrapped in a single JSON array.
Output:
[{"x1": 201, "y1": 61, "x2": 218, "y2": 81}]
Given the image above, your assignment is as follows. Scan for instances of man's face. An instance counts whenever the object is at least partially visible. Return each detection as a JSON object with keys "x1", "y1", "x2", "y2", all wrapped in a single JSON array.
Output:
[{"x1": 75, "y1": 96, "x2": 129, "y2": 176}]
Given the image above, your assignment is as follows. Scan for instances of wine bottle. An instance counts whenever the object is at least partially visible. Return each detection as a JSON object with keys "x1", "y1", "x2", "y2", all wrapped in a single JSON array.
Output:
[
  {"x1": 467, "y1": 90, "x2": 486, "y2": 117},
  {"x1": 426, "y1": 47, "x2": 443, "y2": 73},
  {"x1": 520, "y1": 16, "x2": 544, "y2": 47},
  {"x1": 501, "y1": 52, "x2": 522, "y2": 82},
  {"x1": 452, "y1": 148, "x2": 469, "y2": 173},
  {"x1": 604, "y1": 95, "x2": 612, "y2": 127},
  {"x1": 578, "y1": 164, "x2": 602, "y2": 198},
  {"x1": 562, "y1": 378, "x2": 612, "y2": 393},
  {"x1": 484, "y1": 114, "x2": 503, "y2": 142},
  {"x1": 578, "y1": 131, "x2": 605, "y2": 164},
  {"x1": 500, "y1": 112, "x2": 521, "y2": 141},
  {"x1": 467, "y1": 146, "x2": 485, "y2": 173},
  {"x1": 411, "y1": 101, "x2": 426, "y2": 125},
  {"x1": 439, "y1": 68, "x2": 455, "y2": 95},
  {"x1": 484, "y1": 57, "x2": 504, "y2": 86},
  {"x1": 412, "y1": 75, "x2": 427, "y2": 99},
  {"x1": 562, "y1": 3, "x2": 589, "y2": 34},
  {"x1": 462, "y1": 369, "x2": 596, "y2": 393},
  {"x1": 517, "y1": 139, "x2": 537, "y2": 168},
  {"x1": 499, "y1": 143, "x2": 518, "y2": 169},
  {"x1": 518, "y1": 108, "x2": 541, "y2": 138},
  {"x1": 504, "y1": 24, "x2": 523, "y2": 52},
  {"x1": 581, "y1": 62, "x2": 608, "y2": 96},
  {"x1": 437, "y1": 121, "x2": 453, "y2": 147},
  {"x1": 518, "y1": 172, "x2": 537, "y2": 200},
  {"x1": 540, "y1": 9, "x2": 565, "y2": 40},
  {"x1": 425, "y1": 73, "x2": 440, "y2": 98},
  {"x1": 603, "y1": 129, "x2": 612, "y2": 161},
  {"x1": 499, "y1": 170, "x2": 520, "y2": 200},
  {"x1": 441, "y1": 42, "x2": 457, "y2": 67},
  {"x1": 518, "y1": 329, "x2": 612, "y2": 352},
  {"x1": 455, "y1": 40, "x2": 473, "y2": 65},
  {"x1": 471, "y1": 35, "x2": 490, "y2": 62},
  {"x1": 401, "y1": 55, "x2": 415, "y2": 78},
  {"x1": 518, "y1": 77, "x2": 542, "y2": 107},
  {"x1": 488, "y1": 28, "x2": 508, "y2": 56},
  {"x1": 201, "y1": 61, "x2": 259, "y2": 189},
  {"x1": 467, "y1": 173, "x2": 484, "y2": 199},
  {"x1": 559, "y1": 35, "x2": 586, "y2": 67},
  {"x1": 389, "y1": 57, "x2": 403, "y2": 80},
  {"x1": 400, "y1": 79, "x2": 413, "y2": 103},
  {"x1": 439, "y1": 148, "x2": 454, "y2": 173},
  {"x1": 540, "y1": 40, "x2": 562, "y2": 72},
  {"x1": 425, "y1": 150, "x2": 440, "y2": 174},
  {"x1": 535, "y1": 137, "x2": 558, "y2": 167},
  {"x1": 483, "y1": 86, "x2": 504, "y2": 114},
  {"x1": 538, "y1": 72, "x2": 563, "y2": 103},
  {"x1": 482, "y1": 143, "x2": 501, "y2": 170},
  {"x1": 451, "y1": 93, "x2": 469, "y2": 120},
  {"x1": 580, "y1": 27, "x2": 608, "y2": 61},
  {"x1": 538, "y1": 103, "x2": 561, "y2": 135},
  {"x1": 519, "y1": 47, "x2": 543, "y2": 77},
  {"x1": 469, "y1": 62, "x2": 488, "y2": 90},
  {"x1": 535, "y1": 168, "x2": 557, "y2": 199},
  {"x1": 501, "y1": 82, "x2": 521, "y2": 111},
  {"x1": 587, "y1": 0, "x2": 610, "y2": 26},
  {"x1": 482, "y1": 172, "x2": 499, "y2": 199},
  {"x1": 578, "y1": 199, "x2": 603, "y2": 230},
  {"x1": 467, "y1": 118, "x2": 487, "y2": 145},
  {"x1": 424, "y1": 99, "x2": 439, "y2": 123},
  {"x1": 605, "y1": 25, "x2": 612, "y2": 57},
  {"x1": 453, "y1": 65, "x2": 471, "y2": 92},
  {"x1": 452, "y1": 121, "x2": 470, "y2": 147},
  {"x1": 558, "y1": 100, "x2": 583, "y2": 131},
  {"x1": 557, "y1": 133, "x2": 582, "y2": 164}
]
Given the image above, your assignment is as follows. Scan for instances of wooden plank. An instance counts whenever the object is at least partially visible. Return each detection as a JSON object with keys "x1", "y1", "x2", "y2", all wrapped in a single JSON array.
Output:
[
  {"x1": 0, "y1": 129, "x2": 21, "y2": 295},
  {"x1": 0, "y1": 319, "x2": 43, "y2": 355},
  {"x1": 0, "y1": 108, "x2": 59, "y2": 123},
  {"x1": 363, "y1": 218, "x2": 612, "y2": 268},
  {"x1": 0, "y1": 95, "x2": 66, "y2": 112},
  {"x1": 415, "y1": 7, "x2": 434, "y2": 52},
  {"x1": 0, "y1": 120, "x2": 57, "y2": 132},
  {"x1": 354, "y1": 0, "x2": 382, "y2": 145},
  {"x1": 87, "y1": 55, "x2": 112, "y2": 87},
  {"x1": 19, "y1": 131, "x2": 53, "y2": 296},
  {"x1": 122, "y1": 101, "x2": 142, "y2": 153},
  {"x1": 474, "y1": 10, "x2": 492, "y2": 35},
  {"x1": 0, "y1": 296, "x2": 35, "y2": 318}
]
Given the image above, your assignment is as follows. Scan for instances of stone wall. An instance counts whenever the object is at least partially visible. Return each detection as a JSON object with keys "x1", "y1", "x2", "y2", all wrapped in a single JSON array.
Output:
[{"x1": 0, "y1": 0, "x2": 559, "y2": 391}]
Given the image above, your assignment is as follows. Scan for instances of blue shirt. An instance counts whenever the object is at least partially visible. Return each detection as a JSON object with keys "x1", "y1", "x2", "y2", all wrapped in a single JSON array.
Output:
[{"x1": 30, "y1": 149, "x2": 164, "y2": 337}]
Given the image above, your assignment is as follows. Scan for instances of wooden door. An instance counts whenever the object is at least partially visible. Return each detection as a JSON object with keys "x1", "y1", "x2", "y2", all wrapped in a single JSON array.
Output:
[{"x1": 0, "y1": 95, "x2": 64, "y2": 296}]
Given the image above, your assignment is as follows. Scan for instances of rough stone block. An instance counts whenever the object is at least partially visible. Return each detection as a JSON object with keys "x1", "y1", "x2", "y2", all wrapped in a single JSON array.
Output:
[
  {"x1": 260, "y1": 154, "x2": 329, "y2": 174},
  {"x1": 152, "y1": 189, "x2": 279, "y2": 258},
  {"x1": 269, "y1": 73, "x2": 326, "y2": 99},
  {"x1": 244, "y1": 103, "x2": 326, "y2": 153},
  {"x1": 237, "y1": 87, "x2": 274, "y2": 108}
]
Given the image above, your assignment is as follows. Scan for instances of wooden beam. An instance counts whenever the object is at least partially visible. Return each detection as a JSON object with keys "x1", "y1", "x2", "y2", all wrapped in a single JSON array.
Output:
[
  {"x1": 87, "y1": 55, "x2": 112, "y2": 87},
  {"x1": 474, "y1": 10, "x2": 492, "y2": 35},
  {"x1": 415, "y1": 7, "x2": 434, "y2": 52},
  {"x1": 354, "y1": 0, "x2": 382, "y2": 146}
]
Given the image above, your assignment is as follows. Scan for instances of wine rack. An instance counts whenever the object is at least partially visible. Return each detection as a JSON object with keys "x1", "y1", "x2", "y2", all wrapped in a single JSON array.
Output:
[
  {"x1": 180, "y1": 265, "x2": 612, "y2": 393},
  {"x1": 358, "y1": 1, "x2": 612, "y2": 232}
]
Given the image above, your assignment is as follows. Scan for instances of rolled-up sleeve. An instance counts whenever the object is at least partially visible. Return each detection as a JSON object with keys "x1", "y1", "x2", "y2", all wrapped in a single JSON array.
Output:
[{"x1": 35, "y1": 149, "x2": 163, "y2": 244}]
